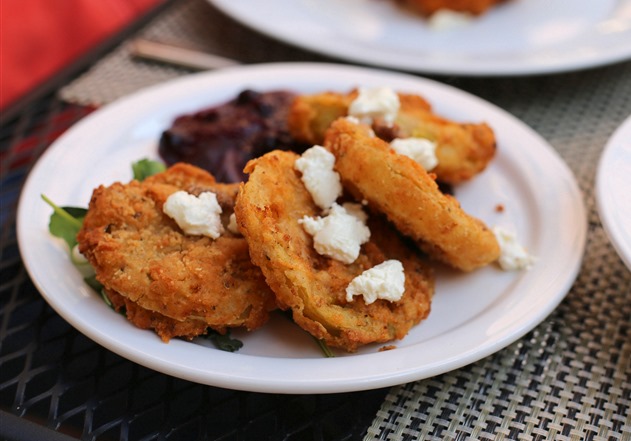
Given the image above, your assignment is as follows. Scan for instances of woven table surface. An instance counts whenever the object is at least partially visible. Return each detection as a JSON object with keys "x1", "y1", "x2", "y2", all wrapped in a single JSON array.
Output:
[{"x1": 51, "y1": 0, "x2": 631, "y2": 439}]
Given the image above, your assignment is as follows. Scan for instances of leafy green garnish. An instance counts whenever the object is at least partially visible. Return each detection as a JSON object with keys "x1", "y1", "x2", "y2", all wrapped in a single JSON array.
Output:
[
  {"x1": 280, "y1": 310, "x2": 335, "y2": 357},
  {"x1": 315, "y1": 339, "x2": 335, "y2": 358},
  {"x1": 132, "y1": 159, "x2": 166, "y2": 181},
  {"x1": 84, "y1": 273, "x2": 104, "y2": 294},
  {"x1": 206, "y1": 330, "x2": 243, "y2": 352},
  {"x1": 42, "y1": 194, "x2": 87, "y2": 264}
]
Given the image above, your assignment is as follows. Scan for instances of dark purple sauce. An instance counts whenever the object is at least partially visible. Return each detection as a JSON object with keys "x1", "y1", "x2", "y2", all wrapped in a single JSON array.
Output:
[{"x1": 159, "y1": 90, "x2": 303, "y2": 183}]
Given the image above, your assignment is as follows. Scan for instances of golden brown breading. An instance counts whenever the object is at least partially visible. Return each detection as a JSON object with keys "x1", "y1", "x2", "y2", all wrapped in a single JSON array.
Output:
[
  {"x1": 288, "y1": 90, "x2": 430, "y2": 146},
  {"x1": 288, "y1": 89, "x2": 496, "y2": 184},
  {"x1": 104, "y1": 289, "x2": 208, "y2": 342},
  {"x1": 77, "y1": 163, "x2": 276, "y2": 340},
  {"x1": 397, "y1": 0, "x2": 507, "y2": 16},
  {"x1": 234, "y1": 150, "x2": 434, "y2": 352},
  {"x1": 324, "y1": 118, "x2": 500, "y2": 272}
]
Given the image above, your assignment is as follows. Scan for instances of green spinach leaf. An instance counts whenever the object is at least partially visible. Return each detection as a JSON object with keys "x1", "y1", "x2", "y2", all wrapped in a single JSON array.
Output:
[
  {"x1": 132, "y1": 159, "x2": 166, "y2": 181},
  {"x1": 206, "y1": 330, "x2": 244, "y2": 352},
  {"x1": 279, "y1": 310, "x2": 334, "y2": 357},
  {"x1": 41, "y1": 194, "x2": 86, "y2": 253},
  {"x1": 84, "y1": 274, "x2": 104, "y2": 294}
]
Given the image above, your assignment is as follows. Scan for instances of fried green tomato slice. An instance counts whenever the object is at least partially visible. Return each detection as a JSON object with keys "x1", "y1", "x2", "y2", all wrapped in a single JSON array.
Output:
[
  {"x1": 397, "y1": 0, "x2": 507, "y2": 17},
  {"x1": 104, "y1": 289, "x2": 209, "y2": 342},
  {"x1": 234, "y1": 150, "x2": 434, "y2": 352},
  {"x1": 288, "y1": 89, "x2": 496, "y2": 184},
  {"x1": 77, "y1": 163, "x2": 276, "y2": 341},
  {"x1": 324, "y1": 118, "x2": 500, "y2": 272}
]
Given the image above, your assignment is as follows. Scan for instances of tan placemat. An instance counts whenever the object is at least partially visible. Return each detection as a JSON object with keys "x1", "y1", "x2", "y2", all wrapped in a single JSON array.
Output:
[
  {"x1": 58, "y1": 0, "x2": 631, "y2": 438},
  {"x1": 58, "y1": 0, "x2": 331, "y2": 107}
]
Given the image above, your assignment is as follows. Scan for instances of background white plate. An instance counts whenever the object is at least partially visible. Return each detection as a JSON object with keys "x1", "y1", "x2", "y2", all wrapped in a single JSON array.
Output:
[
  {"x1": 18, "y1": 63, "x2": 586, "y2": 393},
  {"x1": 209, "y1": 0, "x2": 631, "y2": 76},
  {"x1": 596, "y1": 114, "x2": 631, "y2": 271}
]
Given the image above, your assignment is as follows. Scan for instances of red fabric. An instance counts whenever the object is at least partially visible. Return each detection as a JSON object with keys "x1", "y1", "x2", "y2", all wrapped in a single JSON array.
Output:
[{"x1": 1, "y1": 0, "x2": 161, "y2": 110}]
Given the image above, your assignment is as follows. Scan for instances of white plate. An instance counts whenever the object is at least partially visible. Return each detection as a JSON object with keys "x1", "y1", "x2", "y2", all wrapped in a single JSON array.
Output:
[
  {"x1": 209, "y1": 0, "x2": 631, "y2": 76},
  {"x1": 17, "y1": 63, "x2": 586, "y2": 394},
  {"x1": 596, "y1": 114, "x2": 631, "y2": 271}
]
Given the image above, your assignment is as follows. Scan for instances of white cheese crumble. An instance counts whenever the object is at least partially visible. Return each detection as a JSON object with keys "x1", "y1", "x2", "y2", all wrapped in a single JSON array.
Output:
[
  {"x1": 390, "y1": 137, "x2": 438, "y2": 171},
  {"x1": 348, "y1": 87, "x2": 400, "y2": 126},
  {"x1": 294, "y1": 145, "x2": 343, "y2": 210},
  {"x1": 346, "y1": 260, "x2": 405, "y2": 304},
  {"x1": 163, "y1": 191, "x2": 224, "y2": 238},
  {"x1": 227, "y1": 213, "x2": 240, "y2": 235},
  {"x1": 492, "y1": 226, "x2": 536, "y2": 271},
  {"x1": 428, "y1": 10, "x2": 474, "y2": 30},
  {"x1": 299, "y1": 202, "x2": 370, "y2": 264}
]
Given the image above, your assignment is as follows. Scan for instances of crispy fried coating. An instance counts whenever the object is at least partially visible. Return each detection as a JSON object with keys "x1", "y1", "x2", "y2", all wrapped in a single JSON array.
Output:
[
  {"x1": 234, "y1": 150, "x2": 434, "y2": 352},
  {"x1": 397, "y1": 0, "x2": 506, "y2": 16},
  {"x1": 324, "y1": 118, "x2": 500, "y2": 272},
  {"x1": 288, "y1": 90, "x2": 428, "y2": 146},
  {"x1": 104, "y1": 289, "x2": 208, "y2": 342},
  {"x1": 288, "y1": 91, "x2": 359, "y2": 146},
  {"x1": 77, "y1": 163, "x2": 276, "y2": 341},
  {"x1": 288, "y1": 89, "x2": 496, "y2": 184}
]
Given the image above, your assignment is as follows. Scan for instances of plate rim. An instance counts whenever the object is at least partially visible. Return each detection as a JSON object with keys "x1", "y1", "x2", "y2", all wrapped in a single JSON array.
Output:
[
  {"x1": 17, "y1": 62, "x2": 587, "y2": 393},
  {"x1": 207, "y1": 0, "x2": 631, "y2": 76},
  {"x1": 596, "y1": 114, "x2": 631, "y2": 270}
]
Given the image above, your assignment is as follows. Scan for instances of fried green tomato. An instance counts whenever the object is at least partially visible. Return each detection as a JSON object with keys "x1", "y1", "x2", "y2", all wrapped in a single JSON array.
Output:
[
  {"x1": 234, "y1": 150, "x2": 434, "y2": 352},
  {"x1": 104, "y1": 289, "x2": 209, "y2": 342},
  {"x1": 324, "y1": 118, "x2": 500, "y2": 272},
  {"x1": 288, "y1": 89, "x2": 496, "y2": 184},
  {"x1": 77, "y1": 163, "x2": 276, "y2": 342},
  {"x1": 397, "y1": 0, "x2": 507, "y2": 16}
]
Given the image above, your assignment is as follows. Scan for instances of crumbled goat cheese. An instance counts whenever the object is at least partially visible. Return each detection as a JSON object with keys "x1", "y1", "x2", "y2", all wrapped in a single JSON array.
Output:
[
  {"x1": 390, "y1": 137, "x2": 438, "y2": 171},
  {"x1": 299, "y1": 202, "x2": 370, "y2": 264},
  {"x1": 493, "y1": 226, "x2": 536, "y2": 270},
  {"x1": 348, "y1": 87, "x2": 400, "y2": 126},
  {"x1": 294, "y1": 145, "x2": 342, "y2": 210},
  {"x1": 163, "y1": 191, "x2": 224, "y2": 238},
  {"x1": 428, "y1": 9, "x2": 474, "y2": 30},
  {"x1": 227, "y1": 213, "x2": 240, "y2": 235},
  {"x1": 346, "y1": 260, "x2": 405, "y2": 304}
]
